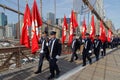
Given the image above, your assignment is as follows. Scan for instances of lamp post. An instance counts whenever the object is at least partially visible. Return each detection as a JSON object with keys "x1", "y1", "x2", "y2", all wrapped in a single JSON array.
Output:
[
  {"x1": 17, "y1": 0, "x2": 20, "y2": 39},
  {"x1": 54, "y1": 0, "x2": 56, "y2": 25}
]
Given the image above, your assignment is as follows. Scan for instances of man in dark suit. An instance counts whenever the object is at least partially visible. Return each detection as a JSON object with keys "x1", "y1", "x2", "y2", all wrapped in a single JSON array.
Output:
[
  {"x1": 82, "y1": 33, "x2": 93, "y2": 66},
  {"x1": 34, "y1": 31, "x2": 50, "y2": 74},
  {"x1": 101, "y1": 37, "x2": 107, "y2": 56},
  {"x1": 48, "y1": 31, "x2": 62, "y2": 79},
  {"x1": 93, "y1": 35, "x2": 102, "y2": 61},
  {"x1": 70, "y1": 34, "x2": 78, "y2": 62}
]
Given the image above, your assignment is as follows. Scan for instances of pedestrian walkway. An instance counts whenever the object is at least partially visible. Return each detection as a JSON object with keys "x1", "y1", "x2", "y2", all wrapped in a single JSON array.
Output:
[
  {"x1": 0, "y1": 48, "x2": 120, "y2": 80},
  {"x1": 60, "y1": 48, "x2": 120, "y2": 80}
]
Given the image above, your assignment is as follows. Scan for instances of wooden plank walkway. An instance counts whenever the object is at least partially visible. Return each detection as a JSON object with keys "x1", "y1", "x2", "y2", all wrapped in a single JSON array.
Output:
[
  {"x1": 65, "y1": 48, "x2": 120, "y2": 80},
  {"x1": 0, "y1": 47, "x2": 120, "y2": 80},
  {"x1": 0, "y1": 54, "x2": 83, "y2": 80}
]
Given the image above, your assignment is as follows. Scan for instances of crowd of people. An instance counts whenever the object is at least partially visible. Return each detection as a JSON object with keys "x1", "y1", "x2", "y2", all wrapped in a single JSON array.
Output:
[
  {"x1": 70, "y1": 33, "x2": 120, "y2": 65},
  {"x1": 35, "y1": 31, "x2": 61, "y2": 80},
  {"x1": 107, "y1": 35, "x2": 120, "y2": 48},
  {"x1": 34, "y1": 31, "x2": 120, "y2": 80}
]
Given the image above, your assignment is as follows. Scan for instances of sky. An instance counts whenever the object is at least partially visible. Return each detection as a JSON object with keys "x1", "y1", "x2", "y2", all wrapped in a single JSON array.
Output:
[
  {"x1": 104, "y1": 0, "x2": 120, "y2": 29},
  {"x1": 0, "y1": 0, "x2": 120, "y2": 29}
]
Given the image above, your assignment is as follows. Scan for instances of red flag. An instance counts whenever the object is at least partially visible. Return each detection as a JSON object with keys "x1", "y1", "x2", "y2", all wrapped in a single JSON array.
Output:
[
  {"x1": 68, "y1": 10, "x2": 78, "y2": 45},
  {"x1": 62, "y1": 15, "x2": 68, "y2": 44},
  {"x1": 107, "y1": 29, "x2": 112, "y2": 42},
  {"x1": 20, "y1": 4, "x2": 31, "y2": 48},
  {"x1": 32, "y1": 0, "x2": 42, "y2": 37},
  {"x1": 90, "y1": 15, "x2": 95, "y2": 42},
  {"x1": 31, "y1": 0, "x2": 42, "y2": 54},
  {"x1": 99, "y1": 20, "x2": 106, "y2": 43},
  {"x1": 81, "y1": 18, "x2": 87, "y2": 39},
  {"x1": 71, "y1": 10, "x2": 78, "y2": 29}
]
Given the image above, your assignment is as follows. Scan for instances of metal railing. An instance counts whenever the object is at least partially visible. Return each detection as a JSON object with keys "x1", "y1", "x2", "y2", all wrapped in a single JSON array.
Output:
[{"x1": 0, "y1": 43, "x2": 71, "y2": 72}]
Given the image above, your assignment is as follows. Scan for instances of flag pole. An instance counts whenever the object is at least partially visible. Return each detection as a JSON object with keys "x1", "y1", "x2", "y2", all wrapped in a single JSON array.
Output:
[
  {"x1": 25, "y1": 0, "x2": 28, "y2": 3},
  {"x1": 17, "y1": 0, "x2": 20, "y2": 39},
  {"x1": 17, "y1": 0, "x2": 21, "y2": 67},
  {"x1": 40, "y1": 0, "x2": 42, "y2": 17},
  {"x1": 54, "y1": 0, "x2": 56, "y2": 24},
  {"x1": 40, "y1": 0, "x2": 42, "y2": 38}
]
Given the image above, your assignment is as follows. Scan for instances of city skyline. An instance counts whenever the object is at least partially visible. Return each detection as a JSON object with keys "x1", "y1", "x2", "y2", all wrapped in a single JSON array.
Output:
[{"x1": 0, "y1": 0, "x2": 120, "y2": 29}]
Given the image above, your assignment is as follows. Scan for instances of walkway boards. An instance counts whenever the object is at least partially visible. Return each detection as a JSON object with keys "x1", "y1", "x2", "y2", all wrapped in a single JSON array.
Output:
[
  {"x1": 1, "y1": 48, "x2": 120, "y2": 80},
  {"x1": 65, "y1": 48, "x2": 120, "y2": 80},
  {"x1": 1, "y1": 54, "x2": 83, "y2": 80}
]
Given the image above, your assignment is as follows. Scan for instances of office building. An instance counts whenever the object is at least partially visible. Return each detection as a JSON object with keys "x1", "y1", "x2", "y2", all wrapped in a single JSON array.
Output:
[{"x1": 47, "y1": 12, "x2": 55, "y2": 25}]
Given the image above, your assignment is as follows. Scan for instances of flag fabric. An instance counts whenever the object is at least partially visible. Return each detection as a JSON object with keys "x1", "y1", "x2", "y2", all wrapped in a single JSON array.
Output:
[
  {"x1": 68, "y1": 21, "x2": 73, "y2": 45},
  {"x1": 99, "y1": 20, "x2": 106, "y2": 43},
  {"x1": 107, "y1": 29, "x2": 112, "y2": 42},
  {"x1": 81, "y1": 18, "x2": 87, "y2": 39},
  {"x1": 68, "y1": 10, "x2": 78, "y2": 45},
  {"x1": 31, "y1": 0, "x2": 42, "y2": 54},
  {"x1": 90, "y1": 15, "x2": 95, "y2": 42},
  {"x1": 71, "y1": 10, "x2": 78, "y2": 29},
  {"x1": 20, "y1": 4, "x2": 31, "y2": 48},
  {"x1": 62, "y1": 15, "x2": 68, "y2": 44}
]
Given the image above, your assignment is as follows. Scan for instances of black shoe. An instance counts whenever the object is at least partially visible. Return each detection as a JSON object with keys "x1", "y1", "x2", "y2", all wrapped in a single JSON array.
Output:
[
  {"x1": 69, "y1": 60, "x2": 73, "y2": 62},
  {"x1": 47, "y1": 75, "x2": 54, "y2": 80},
  {"x1": 96, "y1": 58, "x2": 99, "y2": 61},
  {"x1": 89, "y1": 60, "x2": 92, "y2": 65},
  {"x1": 56, "y1": 71, "x2": 60, "y2": 76},
  {"x1": 89, "y1": 62, "x2": 92, "y2": 65},
  {"x1": 34, "y1": 70, "x2": 41, "y2": 74},
  {"x1": 75, "y1": 57, "x2": 78, "y2": 60},
  {"x1": 56, "y1": 71, "x2": 60, "y2": 78},
  {"x1": 82, "y1": 64, "x2": 86, "y2": 66}
]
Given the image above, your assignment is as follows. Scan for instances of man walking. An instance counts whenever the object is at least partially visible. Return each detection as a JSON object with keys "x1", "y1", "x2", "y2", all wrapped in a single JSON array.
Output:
[
  {"x1": 101, "y1": 37, "x2": 107, "y2": 56},
  {"x1": 48, "y1": 31, "x2": 62, "y2": 79},
  {"x1": 69, "y1": 34, "x2": 79, "y2": 62},
  {"x1": 82, "y1": 33, "x2": 93, "y2": 66},
  {"x1": 93, "y1": 35, "x2": 102, "y2": 61},
  {"x1": 35, "y1": 31, "x2": 50, "y2": 74}
]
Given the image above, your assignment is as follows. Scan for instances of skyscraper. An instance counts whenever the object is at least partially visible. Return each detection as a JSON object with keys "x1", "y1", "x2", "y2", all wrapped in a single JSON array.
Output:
[
  {"x1": 0, "y1": 27, "x2": 3, "y2": 39},
  {"x1": 0, "y1": 12, "x2": 7, "y2": 39},
  {"x1": 5, "y1": 24, "x2": 13, "y2": 39},
  {"x1": 47, "y1": 12, "x2": 55, "y2": 25},
  {"x1": 73, "y1": 0, "x2": 83, "y2": 14},
  {"x1": 95, "y1": 0, "x2": 105, "y2": 35},
  {"x1": 0, "y1": 12, "x2": 7, "y2": 26},
  {"x1": 95, "y1": 0, "x2": 105, "y2": 19}
]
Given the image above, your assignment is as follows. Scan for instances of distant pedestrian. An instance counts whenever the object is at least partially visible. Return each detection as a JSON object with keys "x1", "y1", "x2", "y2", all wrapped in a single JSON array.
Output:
[
  {"x1": 82, "y1": 33, "x2": 93, "y2": 66},
  {"x1": 93, "y1": 35, "x2": 102, "y2": 61},
  {"x1": 101, "y1": 37, "x2": 107, "y2": 56},
  {"x1": 69, "y1": 34, "x2": 79, "y2": 62}
]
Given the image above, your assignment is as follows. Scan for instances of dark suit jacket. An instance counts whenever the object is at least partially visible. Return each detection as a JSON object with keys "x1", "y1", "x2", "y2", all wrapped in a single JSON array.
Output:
[
  {"x1": 49, "y1": 38, "x2": 62, "y2": 58},
  {"x1": 93, "y1": 39, "x2": 102, "y2": 50},
  {"x1": 71, "y1": 39, "x2": 79, "y2": 53},
  {"x1": 83, "y1": 38, "x2": 93, "y2": 54},
  {"x1": 40, "y1": 37, "x2": 49, "y2": 54}
]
